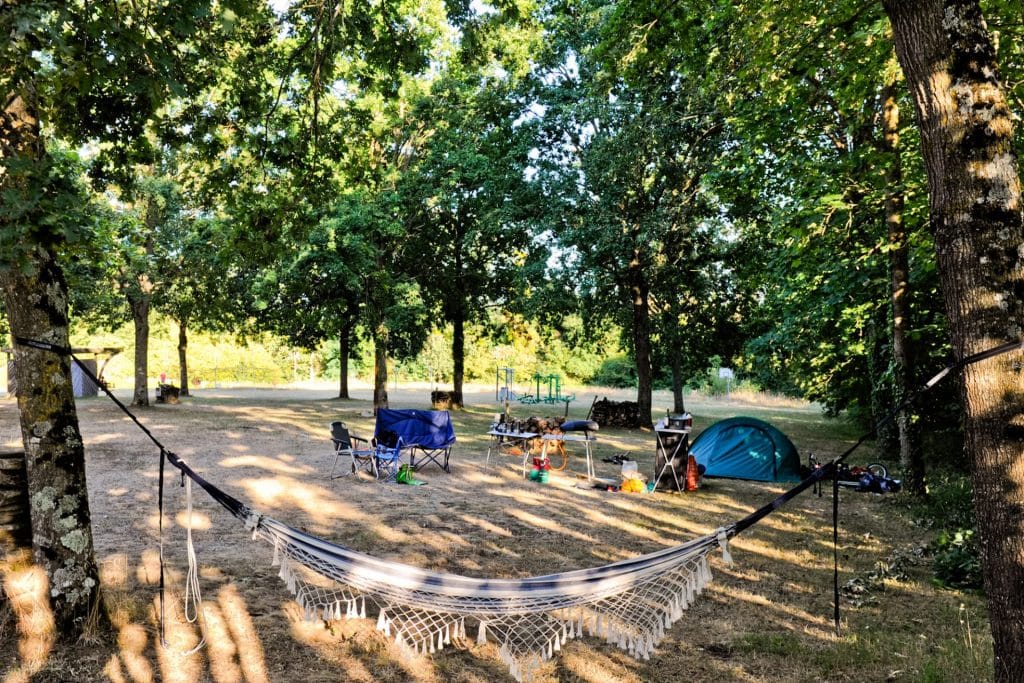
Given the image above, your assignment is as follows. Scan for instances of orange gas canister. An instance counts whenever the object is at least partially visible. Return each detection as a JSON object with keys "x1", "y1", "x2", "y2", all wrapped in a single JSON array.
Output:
[{"x1": 685, "y1": 454, "x2": 700, "y2": 492}]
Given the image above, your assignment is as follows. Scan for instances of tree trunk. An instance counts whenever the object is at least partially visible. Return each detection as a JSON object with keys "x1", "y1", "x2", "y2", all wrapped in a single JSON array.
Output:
[
  {"x1": 129, "y1": 289, "x2": 151, "y2": 407},
  {"x1": 177, "y1": 318, "x2": 190, "y2": 397},
  {"x1": 129, "y1": 193, "x2": 161, "y2": 407},
  {"x1": 669, "y1": 346, "x2": 685, "y2": 414},
  {"x1": 337, "y1": 319, "x2": 353, "y2": 400},
  {"x1": 867, "y1": 310, "x2": 897, "y2": 453},
  {"x1": 451, "y1": 308, "x2": 466, "y2": 410},
  {"x1": 1, "y1": 87, "x2": 103, "y2": 637},
  {"x1": 372, "y1": 323, "x2": 389, "y2": 414},
  {"x1": 0, "y1": 247, "x2": 104, "y2": 637},
  {"x1": 629, "y1": 246, "x2": 654, "y2": 428},
  {"x1": 884, "y1": 2, "x2": 1024, "y2": 678},
  {"x1": 883, "y1": 78, "x2": 925, "y2": 495}
]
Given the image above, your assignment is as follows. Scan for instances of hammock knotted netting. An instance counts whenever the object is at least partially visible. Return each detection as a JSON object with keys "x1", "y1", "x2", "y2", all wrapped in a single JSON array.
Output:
[{"x1": 241, "y1": 507, "x2": 733, "y2": 682}]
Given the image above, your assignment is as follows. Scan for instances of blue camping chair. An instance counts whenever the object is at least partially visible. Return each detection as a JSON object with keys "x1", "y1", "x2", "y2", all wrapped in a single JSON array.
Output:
[
  {"x1": 373, "y1": 439, "x2": 405, "y2": 483},
  {"x1": 374, "y1": 409, "x2": 456, "y2": 473}
]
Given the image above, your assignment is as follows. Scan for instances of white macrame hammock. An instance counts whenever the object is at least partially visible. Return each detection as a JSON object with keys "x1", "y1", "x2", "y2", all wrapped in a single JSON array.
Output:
[
  {"x1": 167, "y1": 452, "x2": 740, "y2": 683},
  {"x1": 250, "y1": 512, "x2": 733, "y2": 682}
]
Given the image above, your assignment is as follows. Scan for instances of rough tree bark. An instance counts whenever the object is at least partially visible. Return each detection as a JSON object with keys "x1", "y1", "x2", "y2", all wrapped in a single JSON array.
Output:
[
  {"x1": 882, "y1": 77, "x2": 925, "y2": 495},
  {"x1": 883, "y1": 1, "x2": 1024, "y2": 679},
  {"x1": 128, "y1": 290, "x2": 151, "y2": 406},
  {"x1": 128, "y1": 195, "x2": 160, "y2": 407},
  {"x1": 0, "y1": 250, "x2": 104, "y2": 636},
  {"x1": 448, "y1": 219, "x2": 467, "y2": 410},
  {"x1": 669, "y1": 350, "x2": 686, "y2": 415},
  {"x1": 1, "y1": 87, "x2": 104, "y2": 638}
]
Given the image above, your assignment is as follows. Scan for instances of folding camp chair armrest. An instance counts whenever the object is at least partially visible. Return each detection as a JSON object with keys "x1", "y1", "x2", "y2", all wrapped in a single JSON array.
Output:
[{"x1": 349, "y1": 434, "x2": 370, "y2": 447}]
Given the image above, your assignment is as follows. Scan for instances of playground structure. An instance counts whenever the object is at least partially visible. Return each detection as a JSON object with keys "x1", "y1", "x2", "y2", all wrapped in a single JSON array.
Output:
[
  {"x1": 495, "y1": 366, "x2": 516, "y2": 403},
  {"x1": 495, "y1": 367, "x2": 576, "y2": 417},
  {"x1": 517, "y1": 372, "x2": 575, "y2": 407}
]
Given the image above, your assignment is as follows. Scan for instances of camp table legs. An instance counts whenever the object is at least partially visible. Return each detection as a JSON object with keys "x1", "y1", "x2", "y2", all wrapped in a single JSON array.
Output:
[
  {"x1": 653, "y1": 426, "x2": 691, "y2": 492},
  {"x1": 527, "y1": 433, "x2": 596, "y2": 480},
  {"x1": 485, "y1": 429, "x2": 539, "y2": 466}
]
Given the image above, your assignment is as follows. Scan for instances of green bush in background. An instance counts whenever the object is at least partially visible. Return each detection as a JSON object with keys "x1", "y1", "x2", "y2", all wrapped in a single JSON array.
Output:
[{"x1": 909, "y1": 473, "x2": 983, "y2": 591}]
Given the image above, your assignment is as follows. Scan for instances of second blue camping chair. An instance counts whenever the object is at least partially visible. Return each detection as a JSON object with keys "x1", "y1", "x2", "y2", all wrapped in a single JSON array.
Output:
[{"x1": 373, "y1": 437, "x2": 404, "y2": 483}]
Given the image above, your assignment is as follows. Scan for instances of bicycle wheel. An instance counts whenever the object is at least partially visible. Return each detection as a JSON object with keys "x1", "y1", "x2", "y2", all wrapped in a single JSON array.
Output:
[{"x1": 867, "y1": 463, "x2": 888, "y2": 478}]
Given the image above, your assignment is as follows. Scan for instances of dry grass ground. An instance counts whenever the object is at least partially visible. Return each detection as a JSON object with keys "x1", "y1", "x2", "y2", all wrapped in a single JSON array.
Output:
[{"x1": 1, "y1": 383, "x2": 993, "y2": 682}]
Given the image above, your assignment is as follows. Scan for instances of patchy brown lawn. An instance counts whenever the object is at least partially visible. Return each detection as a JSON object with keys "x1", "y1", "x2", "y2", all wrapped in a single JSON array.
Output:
[{"x1": 1, "y1": 385, "x2": 992, "y2": 682}]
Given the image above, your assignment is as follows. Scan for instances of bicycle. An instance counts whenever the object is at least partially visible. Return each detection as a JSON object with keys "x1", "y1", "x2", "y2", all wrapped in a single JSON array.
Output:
[{"x1": 808, "y1": 453, "x2": 890, "y2": 494}]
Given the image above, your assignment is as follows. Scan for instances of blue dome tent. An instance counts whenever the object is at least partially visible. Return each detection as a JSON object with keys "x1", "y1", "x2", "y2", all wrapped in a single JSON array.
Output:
[{"x1": 690, "y1": 416, "x2": 802, "y2": 482}]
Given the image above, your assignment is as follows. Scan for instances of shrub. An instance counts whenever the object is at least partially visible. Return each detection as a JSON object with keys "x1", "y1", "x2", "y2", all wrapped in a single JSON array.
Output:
[
  {"x1": 932, "y1": 528, "x2": 983, "y2": 590},
  {"x1": 589, "y1": 355, "x2": 636, "y2": 388},
  {"x1": 910, "y1": 473, "x2": 983, "y2": 590}
]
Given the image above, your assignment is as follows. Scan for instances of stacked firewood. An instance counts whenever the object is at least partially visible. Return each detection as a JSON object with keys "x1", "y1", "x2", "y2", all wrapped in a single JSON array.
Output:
[
  {"x1": 590, "y1": 398, "x2": 644, "y2": 428},
  {"x1": 525, "y1": 416, "x2": 566, "y2": 435},
  {"x1": 431, "y1": 391, "x2": 461, "y2": 409}
]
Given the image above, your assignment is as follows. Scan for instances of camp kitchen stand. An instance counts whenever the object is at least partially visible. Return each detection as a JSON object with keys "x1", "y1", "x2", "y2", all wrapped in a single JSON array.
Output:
[{"x1": 653, "y1": 419, "x2": 692, "y2": 492}]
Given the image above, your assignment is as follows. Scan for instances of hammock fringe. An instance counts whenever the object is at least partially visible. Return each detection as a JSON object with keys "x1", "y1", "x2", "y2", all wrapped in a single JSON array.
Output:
[{"x1": 258, "y1": 526, "x2": 721, "y2": 682}]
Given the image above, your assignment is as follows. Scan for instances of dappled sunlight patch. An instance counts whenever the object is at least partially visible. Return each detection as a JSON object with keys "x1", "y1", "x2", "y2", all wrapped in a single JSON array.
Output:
[
  {"x1": 237, "y1": 476, "x2": 361, "y2": 525},
  {"x1": 573, "y1": 498, "x2": 710, "y2": 548},
  {"x1": 145, "y1": 511, "x2": 170, "y2": 533},
  {"x1": 559, "y1": 645, "x2": 641, "y2": 682},
  {"x1": 732, "y1": 537, "x2": 829, "y2": 569},
  {"x1": 212, "y1": 583, "x2": 275, "y2": 683},
  {"x1": 1, "y1": 557, "x2": 54, "y2": 678},
  {"x1": 484, "y1": 484, "x2": 552, "y2": 508},
  {"x1": 199, "y1": 566, "x2": 228, "y2": 581},
  {"x1": 174, "y1": 509, "x2": 212, "y2": 531},
  {"x1": 218, "y1": 455, "x2": 313, "y2": 476},
  {"x1": 706, "y1": 583, "x2": 833, "y2": 638},
  {"x1": 102, "y1": 654, "x2": 129, "y2": 683},
  {"x1": 85, "y1": 432, "x2": 130, "y2": 446},
  {"x1": 197, "y1": 602, "x2": 241, "y2": 683},
  {"x1": 369, "y1": 521, "x2": 412, "y2": 545},
  {"x1": 151, "y1": 595, "x2": 203, "y2": 683},
  {"x1": 456, "y1": 513, "x2": 514, "y2": 537},
  {"x1": 111, "y1": 623, "x2": 153, "y2": 683},
  {"x1": 99, "y1": 553, "x2": 130, "y2": 588},
  {"x1": 416, "y1": 529, "x2": 473, "y2": 557},
  {"x1": 461, "y1": 468, "x2": 515, "y2": 485},
  {"x1": 136, "y1": 549, "x2": 162, "y2": 586},
  {"x1": 280, "y1": 601, "x2": 431, "y2": 681}
]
